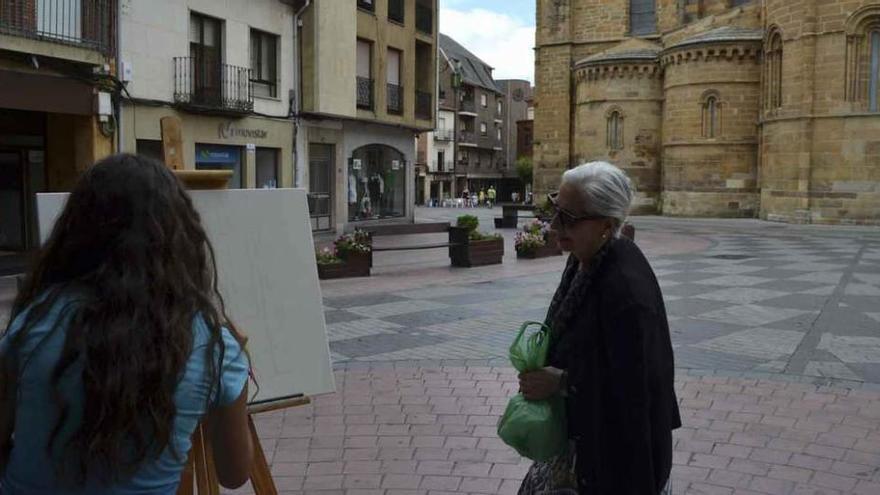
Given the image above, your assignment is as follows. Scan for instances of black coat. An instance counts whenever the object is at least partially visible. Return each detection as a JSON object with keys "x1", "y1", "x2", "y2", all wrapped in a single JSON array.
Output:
[{"x1": 547, "y1": 238, "x2": 681, "y2": 494}]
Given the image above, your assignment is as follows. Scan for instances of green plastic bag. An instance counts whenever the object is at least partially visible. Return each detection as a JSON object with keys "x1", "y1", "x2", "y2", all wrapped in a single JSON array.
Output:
[{"x1": 497, "y1": 321, "x2": 568, "y2": 462}]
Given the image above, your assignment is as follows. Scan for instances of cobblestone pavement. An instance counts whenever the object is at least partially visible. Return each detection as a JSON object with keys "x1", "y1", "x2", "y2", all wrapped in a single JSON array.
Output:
[{"x1": 3, "y1": 209, "x2": 880, "y2": 495}]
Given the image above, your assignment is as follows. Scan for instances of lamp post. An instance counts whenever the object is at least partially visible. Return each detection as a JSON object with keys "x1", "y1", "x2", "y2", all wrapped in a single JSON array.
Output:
[{"x1": 451, "y1": 59, "x2": 462, "y2": 200}]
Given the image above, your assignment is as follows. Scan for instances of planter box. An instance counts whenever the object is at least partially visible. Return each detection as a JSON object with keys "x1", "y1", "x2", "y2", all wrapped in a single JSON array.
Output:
[
  {"x1": 317, "y1": 251, "x2": 371, "y2": 279},
  {"x1": 516, "y1": 231, "x2": 563, "y2": 259},
  {"x1": 448, "y1": 227, "x2": 504, "y2": 267}
]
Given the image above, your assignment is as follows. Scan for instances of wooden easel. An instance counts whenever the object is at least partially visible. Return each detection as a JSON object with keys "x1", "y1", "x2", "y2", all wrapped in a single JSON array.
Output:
[
  {"x1": 158, "y1": 116, "x2": 315, "y2": 494},
  {"x1": 177, "y1": 396, "x2": 312, "y2": 495}
]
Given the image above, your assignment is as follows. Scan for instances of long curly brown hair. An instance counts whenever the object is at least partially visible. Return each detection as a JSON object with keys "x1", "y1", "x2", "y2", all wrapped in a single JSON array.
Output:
[{"x1": 3, "y1": 153, "x2": 246, "y2": 486}]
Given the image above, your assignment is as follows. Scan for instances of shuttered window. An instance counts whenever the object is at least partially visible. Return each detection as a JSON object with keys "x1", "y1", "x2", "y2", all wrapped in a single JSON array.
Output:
[{"x1": 630, "y1": 0, "x2": 656, "y2": 36}]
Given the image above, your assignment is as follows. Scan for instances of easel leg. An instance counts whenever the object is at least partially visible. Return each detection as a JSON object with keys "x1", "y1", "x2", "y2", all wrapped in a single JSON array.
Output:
[{"x1": 247, "y1": 414, "x2": 278, "y2": 495}]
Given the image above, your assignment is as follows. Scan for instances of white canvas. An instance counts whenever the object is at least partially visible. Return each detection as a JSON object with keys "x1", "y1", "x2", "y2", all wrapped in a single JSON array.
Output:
[{"x1": 36, "y1": 189, "x2": 335, "y2": 403}]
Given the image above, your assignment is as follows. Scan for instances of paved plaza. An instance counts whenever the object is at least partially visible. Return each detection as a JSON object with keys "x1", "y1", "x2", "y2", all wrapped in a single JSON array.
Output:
[{"x1": 1, "y1": 209, "x2": 880, "y2": 494}]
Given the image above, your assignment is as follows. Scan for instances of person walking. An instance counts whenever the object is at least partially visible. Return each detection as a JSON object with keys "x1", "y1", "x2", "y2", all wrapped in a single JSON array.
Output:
[
  {"x1": 0, "y1": 154, "x2": 254, "y2": 494},
  {"x1": 517, "y1": 161, "x2": 680, "y2": 495},
  {"x1": 487, "y1": 186, "x2": 497, "y2": 208},
  {"x1": 479, "y1": 189, "x2": 486, "y2": 207}
]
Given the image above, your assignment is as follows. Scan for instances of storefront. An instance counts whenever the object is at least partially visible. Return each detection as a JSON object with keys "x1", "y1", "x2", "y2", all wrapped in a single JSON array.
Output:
[
  {"x1": 347, "y1": 144, "x2": 406, "y2": 221},
  {"x1": 122, "y1": 104, "x2": 293, "y2": 190}
]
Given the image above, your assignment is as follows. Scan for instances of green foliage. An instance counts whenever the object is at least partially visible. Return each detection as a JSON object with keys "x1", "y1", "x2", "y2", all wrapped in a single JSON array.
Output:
[
  {"x1": 469, "y1": 231, "x2": 503, "y2": 242},
  {"x1": 515, "y1": 157, "x2": 533, "y2": 186},
  {"x1": 334, "y1": 229, "x2": 371, "y2": 259},
  {"x1": 456, "y1": 214, "x2": 480, "y2": 233},
  {"x1": 315, "y1": 247, "x2": 342, "y2": 265}
]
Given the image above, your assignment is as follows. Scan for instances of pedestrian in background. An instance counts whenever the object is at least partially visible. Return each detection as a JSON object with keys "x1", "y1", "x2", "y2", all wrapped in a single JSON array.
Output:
[
  {"x1": 487, "y1": 186, "x2": 497, "y2": 208},
  {"x1": 479, "y1": 189, "x2": 486, "y2": 207},
  {"x1": 518, "y1": 162, "x2": 680, "y2": 495},
  {"x1": 0, "y1": 154, "x2": 254, "y2": 493}
]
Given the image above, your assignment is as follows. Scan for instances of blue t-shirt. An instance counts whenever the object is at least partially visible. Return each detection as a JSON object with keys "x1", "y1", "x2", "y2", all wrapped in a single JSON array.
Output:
[{"x1": 0, "y1": 293, "x2": 250, "y2": 495}]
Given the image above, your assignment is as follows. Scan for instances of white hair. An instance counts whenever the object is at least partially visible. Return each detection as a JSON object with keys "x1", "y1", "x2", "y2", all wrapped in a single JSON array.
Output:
[{"x1": 561, "y1": 161, "x2": 634, "y2": 238}]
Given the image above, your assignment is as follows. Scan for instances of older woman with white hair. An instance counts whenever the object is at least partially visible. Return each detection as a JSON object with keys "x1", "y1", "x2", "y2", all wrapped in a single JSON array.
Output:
[{"x1": 518, "y1": 162, "x2": 680, "y2": 495}]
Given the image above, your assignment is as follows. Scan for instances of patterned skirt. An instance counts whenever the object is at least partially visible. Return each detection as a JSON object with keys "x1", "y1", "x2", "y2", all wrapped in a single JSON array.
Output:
[{"x1": 517, "y1": 444, "x2": 672, "y2": 495}]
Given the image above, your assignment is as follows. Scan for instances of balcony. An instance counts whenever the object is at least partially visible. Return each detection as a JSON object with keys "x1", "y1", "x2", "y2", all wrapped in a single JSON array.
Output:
[
  {"x1": 357, "y1": 0, "x2": 374, "y2": 12},
  {"x1": 173, "y1": 57, "x2": 253, "y2": 115},
  {"x1": 434, "y1": 129, "x2": 453, "y2": 141},
  {"x1": 387, "y1": 83, "x2": 403, "y2": 115},
  {"x1": 459, "y1": 131, "x2": 476, "y2": 146},
  {"x1": 357, "y1": 77, "x2": 373, "y2": 110},
  {"x1": 0, "y1": 0, "x2": 115, "y2": 55},
  {"x1": 459, "y1": 99, "x2": 476, "y2": 114},
  {"x1": 416, "y1": 2, "x2": 433, "y2": 34},
  {"x1": 415, "y1": 90, "x2": 432, "y2": 120}
]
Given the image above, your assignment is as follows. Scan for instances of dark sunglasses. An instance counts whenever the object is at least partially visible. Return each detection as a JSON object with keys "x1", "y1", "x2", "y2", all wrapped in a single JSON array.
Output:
[{"x1": 547, "y1": 192, "x2": 605, "y2": 228}]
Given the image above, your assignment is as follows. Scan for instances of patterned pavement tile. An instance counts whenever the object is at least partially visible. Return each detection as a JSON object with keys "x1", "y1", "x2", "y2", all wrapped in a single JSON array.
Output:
[
  {"x1": 818, "y1": 334, "x2": 880, "y2": 364},
  {"x1": 694, "y1": 287, "x2": 790, "y2": 305},
  {"x1": 696, "y1": 305, "x2": 814, "y2": 328},
  {"x1": 694, "y1": 275, "x2": 778, "y2": 287},
  {"x1": 692, "y1": 328, "x2": 805, "y2": 360},
  {"x1": 346, "y1": 300, "x2": 451, "y2": 319},
  {"x1": 327, "y1": 319, "x2": 404, "y2": 342}
]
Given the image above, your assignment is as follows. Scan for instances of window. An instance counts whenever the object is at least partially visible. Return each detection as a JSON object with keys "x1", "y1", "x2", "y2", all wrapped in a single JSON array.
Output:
[
  {"x1": 845, "y1": 8, "x2": 880, "y2": 110},
  {"x1": 357, "y1": 39, "x2": 373, "y2": 109},
  {"x1": 348, "y1": 145, "x2": 406, "y2": 221},
  {"x1": 308, "y1": 143, "x2": 333, "y2": 231},
  {"x1": 256, "y1": 148, "x2": 280, "y2": 188},
  {"x1": 357, "y1": 0, "x2": 374, "y2": 12},
  {"x1": 606, "y1": 110, "x2": 623, "y2": 150},
  {"x1": 386, "y1": 48, "x2": 403, "y2": 114},
  {"x1": 496, "y1": 127, "x2": 502, "y2": 140},
  {"x1": 702, "y1": 93, "x2": 722, "y2": 138},
  {"x1": 871, "y1": 30, "x2": 880, "y2": 111},
  {"x1": 189, "y1": 13, "x2": 223, "y2": 103},
  {"x1": 630, "y1": 0, "x2": 656, "y2": 36},
  {"x1": 765, "y1": 30, "x2": 783, "y2": 110},
  {"x1": 497, "y1": 100, "x2": 503, "y2": 115},
  {"x1": 481, "y1": 93, "x2": 487, "y2": 107},
  {"x1": 195, "y1": 144, "x2": 243, "y2": 189},
  {"x1": 250, "y1": 29, "x2": 278, "y2": 98},
  {"x1": 388, "y1": 0, "x2": 404, "y2": 24},
  {"x1": 480, "y1": 122, "x2": 488, "y2": 136}
]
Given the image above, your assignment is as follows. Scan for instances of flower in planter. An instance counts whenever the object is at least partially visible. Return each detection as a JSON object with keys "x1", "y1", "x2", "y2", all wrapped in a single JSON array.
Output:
[
  {"x1": 316, "y1": 247, "x2": 342, "y2": 265},
  {"x1": 456, "y1": 215, "x2": 502, "y2": 242},
  {"x1": 515, "y1": 220, "x2": 553, "y2": 254},
  {"x1": 334, "y1": 228, "x2": 372, "y2": 259}
]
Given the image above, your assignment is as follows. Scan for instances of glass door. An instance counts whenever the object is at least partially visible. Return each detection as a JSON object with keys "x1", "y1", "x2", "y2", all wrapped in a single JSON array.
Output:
[
  {"x1": 0, "y1": 151, "x2": 24, "y2": 251},
  {"x1": 190, "y1": 13, "x2": 223, "y2": 106},
  {"x1": 308, "y1": 144, "x2": 334, "y2": 232}
]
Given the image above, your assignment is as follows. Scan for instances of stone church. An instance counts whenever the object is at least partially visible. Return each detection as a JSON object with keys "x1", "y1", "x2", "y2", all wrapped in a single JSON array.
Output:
[{"x1": 534, "y1": 0, "x2": 880, "y2": 224}]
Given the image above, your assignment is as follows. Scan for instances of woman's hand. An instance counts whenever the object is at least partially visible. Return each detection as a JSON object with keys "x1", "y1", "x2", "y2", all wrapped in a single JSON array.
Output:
[{"x1": 519, "y1": 366, "x2": 564, "y2": 401}]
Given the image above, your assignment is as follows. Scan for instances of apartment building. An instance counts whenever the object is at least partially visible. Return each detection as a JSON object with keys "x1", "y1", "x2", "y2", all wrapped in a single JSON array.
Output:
[
  {"x1": 0, "y1": 0, "x2": 117, "y2": 253},
  {"x1": 298, "y1": 0, "x2": 437, "y2": 233},
  {"x1": 119, "y1": 0, "x2": 298, "y2": 194}
]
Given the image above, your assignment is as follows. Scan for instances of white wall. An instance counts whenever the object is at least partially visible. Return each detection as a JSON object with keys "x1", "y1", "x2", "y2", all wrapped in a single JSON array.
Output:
[{"x1": 121, "y1": 0, "x2": 294, "y2": 117}]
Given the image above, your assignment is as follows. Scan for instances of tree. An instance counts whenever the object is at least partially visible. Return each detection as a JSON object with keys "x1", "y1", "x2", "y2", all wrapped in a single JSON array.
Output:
[{"x1": 515, "y1": 157, "x2": 533, "y2": 186}]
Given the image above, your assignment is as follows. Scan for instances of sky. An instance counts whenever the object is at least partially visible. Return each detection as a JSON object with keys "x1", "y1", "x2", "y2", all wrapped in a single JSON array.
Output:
[{"x1": 439, "y1": 0, "x2": 536, "y2": 83}]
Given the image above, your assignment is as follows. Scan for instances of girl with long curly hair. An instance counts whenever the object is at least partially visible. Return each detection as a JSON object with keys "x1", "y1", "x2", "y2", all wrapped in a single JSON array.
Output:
[{"x1": 0, "y1": 154, "x2": 253, "y2": 494}]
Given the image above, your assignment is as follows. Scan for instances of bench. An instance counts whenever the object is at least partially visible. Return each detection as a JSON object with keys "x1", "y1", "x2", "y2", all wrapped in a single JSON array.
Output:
[
  {"x1": 495, "y1": 203, "x2": 537, "y2": 228},
  {"x1": 357, "y1": 222, "x2": 464, "y2": 267}
]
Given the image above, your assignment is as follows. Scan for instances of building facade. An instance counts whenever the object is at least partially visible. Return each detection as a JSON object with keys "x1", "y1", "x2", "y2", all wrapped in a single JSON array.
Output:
[
  {"x1": 496, "y1": 79, "x2": 532, "y2": 201},
  {"x1": 297, "y1": 0, "x2": 437, "y2": 233},
  {"x1": 119, "y1": 0, "x2": 297, "y2": 197},
  {"x1": 0, "y1": 0, "x2": 117, "y2": 252},
  {"x1": 534, "y1": 0, "x2": 880, "y2": 224}
]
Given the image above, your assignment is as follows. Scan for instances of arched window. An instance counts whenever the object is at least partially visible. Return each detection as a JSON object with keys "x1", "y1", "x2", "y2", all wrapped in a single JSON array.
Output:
[
  {"x1": 607, "y1": 111, "x2": 624, "y2": 150},
  {"x1": 845, "y1": 7, "x2": 880, "y2": 111},
  {"x1": 701, "y1": 92, "x2": 722, "y2": 138},
  {"x1": 630, "y1": 0, "x2": 656, "y2": 36},
  {"x1": 765, "y1": 30, "x2": 783, "y2": 110},
  {"x1": 870, "y1": 29, "x2": 880, "y2": 111}
]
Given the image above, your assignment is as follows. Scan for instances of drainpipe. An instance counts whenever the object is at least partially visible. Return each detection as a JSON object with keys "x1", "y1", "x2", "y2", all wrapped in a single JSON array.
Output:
[
  {"x1": 292, "y1": 0, "x2": 311, "y2": 188},
  {"x1": 115, "y1": 0, "x2": 123, "y2": 153}
]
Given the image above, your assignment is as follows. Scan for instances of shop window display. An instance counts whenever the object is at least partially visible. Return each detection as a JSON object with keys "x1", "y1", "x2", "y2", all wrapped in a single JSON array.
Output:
[{"x1": 348, "y1": 144, "x2": 406, "y2": 221}]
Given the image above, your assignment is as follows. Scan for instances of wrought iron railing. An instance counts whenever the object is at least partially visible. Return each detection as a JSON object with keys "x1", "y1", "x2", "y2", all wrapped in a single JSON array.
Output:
[
  {"x1": 434, "y1": 129, "x2": 453, "y2": 141},
  {"x1": 0, "y1": 0, "x2": 115, "y2": 54},
  {"x1": 388, "y1": 0, "x2": 404, "y2": 24},
  {"x1": 459, "y1": 99, "x2": 476, "y2": 113},
  {"x1": 173, "y1": 57, "x2": 253, "y2": 113},
  {"x1": 459, "y1": 131, "x2": 476, "y2": 144},
  {"x1": 415, "y1": 90, "x2": 432, "y2": 120},
  {"x1": 416, "y1": 2, "x2": 433, "y2": 34},
  {"x1": 387, "y1": 83, "x2": 403, "y2": 114},
  {"x1": 357, "y1": 76, "x2": 373, "y2": 109}
]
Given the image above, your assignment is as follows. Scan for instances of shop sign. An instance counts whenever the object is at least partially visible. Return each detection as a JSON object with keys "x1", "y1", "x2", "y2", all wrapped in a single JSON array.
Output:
[
  {"x1": 391, "y1": 160, "x2": 400, "y2": 171},
  {"x1": 218, "y1": 122, "x2": 268, "y2": 140},
  {"x1": 352, "y1": 159, "x2": 362, "y2": 170}
]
